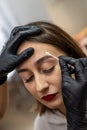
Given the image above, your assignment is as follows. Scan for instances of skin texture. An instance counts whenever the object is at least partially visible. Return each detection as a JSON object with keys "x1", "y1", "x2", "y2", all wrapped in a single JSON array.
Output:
[{"x1": 17, "y1": 41, "x2": 66, "y2": 113}]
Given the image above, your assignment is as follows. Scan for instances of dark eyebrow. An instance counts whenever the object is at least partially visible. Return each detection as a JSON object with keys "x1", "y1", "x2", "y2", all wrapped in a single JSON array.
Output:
[
  {"x1": 17, "y1": 68, "x2": 29, "y2": 73},
  {"x1": 35, "y1": 55, "x2": 52, "y2": 65},
  {"x1": 17, "y1": 55, "x2": 52, "y2": 74}
]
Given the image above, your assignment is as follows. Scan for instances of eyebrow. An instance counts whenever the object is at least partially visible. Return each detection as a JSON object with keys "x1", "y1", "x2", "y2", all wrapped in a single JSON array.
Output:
[
  {"x1": 35, "y1": 55, "x2": 52, "y2": 65},
  {"x1": 17, "y1": 55, "x2": 52, "y2": 74}
]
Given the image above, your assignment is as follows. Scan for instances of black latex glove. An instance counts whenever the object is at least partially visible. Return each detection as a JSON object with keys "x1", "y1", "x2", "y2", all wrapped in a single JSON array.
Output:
[
  {"x1": 59, "y1": 56, "x2": 87, "y2": 130},
  {"x1": 0, "y1": 25, "x2": 42, "y2": 85}
]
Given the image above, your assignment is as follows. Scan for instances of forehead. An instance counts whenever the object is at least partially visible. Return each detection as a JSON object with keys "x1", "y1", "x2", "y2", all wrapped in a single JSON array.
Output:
[
  {"x1": 17, "y1": 41, "x2": 66, "y2": 70},
  {"x1": 17, "y1": 41, "x2": 64, "y2": 56}
]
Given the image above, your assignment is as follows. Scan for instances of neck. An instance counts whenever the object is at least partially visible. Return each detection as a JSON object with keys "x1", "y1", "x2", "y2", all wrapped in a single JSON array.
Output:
[{"x1": 57, "y1": 102, "x2": 66, "y2": 116}]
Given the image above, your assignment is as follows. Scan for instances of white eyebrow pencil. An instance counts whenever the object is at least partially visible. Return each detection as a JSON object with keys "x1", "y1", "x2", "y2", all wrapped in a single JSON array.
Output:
[{"x1": 45, "y1": 52, "x2": 58, "y2": 60}]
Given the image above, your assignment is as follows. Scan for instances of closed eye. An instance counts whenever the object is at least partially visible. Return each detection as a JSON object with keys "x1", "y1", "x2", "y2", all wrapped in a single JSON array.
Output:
[
  {"x1": 43, "y1": 66, "x2": 55, "y2": 74},
  {"x1": 24, "y1": 66, "x2": 55, "y2": 83},
  {"x1": 25, "y1": 75, "x2": 34, "y2": 83}
]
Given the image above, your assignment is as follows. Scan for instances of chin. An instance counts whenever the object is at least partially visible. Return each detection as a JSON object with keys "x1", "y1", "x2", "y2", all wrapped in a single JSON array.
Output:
[{"x1": 45, "y1": 98, "x2": 63, "y2": 110}]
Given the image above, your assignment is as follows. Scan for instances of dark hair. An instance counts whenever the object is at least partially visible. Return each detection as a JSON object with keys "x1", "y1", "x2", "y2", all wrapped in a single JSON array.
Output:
[
  {"x1": 24, "y1": 21, "x2": 86, "y2": 58},
  {"x1": 17, "y1": 21, "x2": 87, "y2": 115}
]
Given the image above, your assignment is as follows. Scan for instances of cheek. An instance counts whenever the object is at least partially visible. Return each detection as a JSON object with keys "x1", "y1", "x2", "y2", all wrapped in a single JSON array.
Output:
[
  {"x1": 55, "y1": 68, "x2": 62, "y2": 88},
  {"x1": 23, "y1": 83, "x2": 37, "y2": 97}
]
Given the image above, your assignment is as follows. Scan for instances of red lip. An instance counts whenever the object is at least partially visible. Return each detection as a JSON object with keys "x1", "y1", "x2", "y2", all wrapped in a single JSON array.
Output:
[{"x1": 42, "y1": 93, "x2": 57, "y2": 101}]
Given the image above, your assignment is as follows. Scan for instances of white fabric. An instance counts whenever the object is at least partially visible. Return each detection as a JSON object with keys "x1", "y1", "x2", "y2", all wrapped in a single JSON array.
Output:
[{"x1": 34, "y1": 110, "x2": 67, "y2": 130}]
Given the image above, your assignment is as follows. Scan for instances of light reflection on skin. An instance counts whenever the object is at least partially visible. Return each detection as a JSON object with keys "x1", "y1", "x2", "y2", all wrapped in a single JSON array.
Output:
[{"x1": 16, "y1": 42, "x2": 66, "y2": 114}]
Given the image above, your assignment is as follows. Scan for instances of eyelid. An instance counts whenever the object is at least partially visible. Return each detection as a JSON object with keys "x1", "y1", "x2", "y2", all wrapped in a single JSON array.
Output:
[
  {"x1": 42, "y1": 66, "x2": 55, "y2": 73},
  {"x1": 25, "y1": 75, "x2": 34, "y2": 83},
  {"x1": 23, "y1": 65, "x2": 55, "y2": 83}
]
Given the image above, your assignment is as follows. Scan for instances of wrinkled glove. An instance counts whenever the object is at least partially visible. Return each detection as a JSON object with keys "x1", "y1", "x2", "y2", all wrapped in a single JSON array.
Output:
[
  {"x1": 0, "y1": 25, "x2": 42, "y2": 85},
  {"x1": 59, "y1": 56, "x2": 87, "y2": 130}
]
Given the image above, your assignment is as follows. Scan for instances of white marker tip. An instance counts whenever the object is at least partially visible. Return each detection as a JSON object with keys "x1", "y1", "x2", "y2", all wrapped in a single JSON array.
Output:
[{"x1": 45, "y1": 52, "x2": 58, "y2": 60}]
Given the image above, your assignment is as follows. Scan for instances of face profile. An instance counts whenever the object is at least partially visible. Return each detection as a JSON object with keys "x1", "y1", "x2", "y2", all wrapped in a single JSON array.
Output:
[{"x1": 17, "y1": 41, "x2": 66, "y2": 109}]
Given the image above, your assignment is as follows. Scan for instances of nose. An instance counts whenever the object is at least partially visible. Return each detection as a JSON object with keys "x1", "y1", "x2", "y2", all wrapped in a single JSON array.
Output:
[{"x1": 35, "y1": 75, "x2": 49, "y2": 92}]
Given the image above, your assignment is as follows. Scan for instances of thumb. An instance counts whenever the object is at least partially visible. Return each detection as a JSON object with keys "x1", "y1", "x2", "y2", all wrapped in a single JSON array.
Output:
[{"x1": 16, "y1": 47, "x2": 34, "y2": 64}]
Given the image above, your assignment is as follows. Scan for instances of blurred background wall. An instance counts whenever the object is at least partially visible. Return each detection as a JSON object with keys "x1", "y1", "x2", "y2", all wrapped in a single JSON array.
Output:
[{"x1": 0, "y1": 0, "x2": 87, "y2": 130}]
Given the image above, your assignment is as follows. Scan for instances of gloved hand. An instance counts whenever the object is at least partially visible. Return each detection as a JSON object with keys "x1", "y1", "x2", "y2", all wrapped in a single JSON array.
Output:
[
  {"x1": 0, "y1": 25, "x2": 42, "y2": 85},
  {"x1": 59, "y1": 56, "x2": 87, "y2": 130}
]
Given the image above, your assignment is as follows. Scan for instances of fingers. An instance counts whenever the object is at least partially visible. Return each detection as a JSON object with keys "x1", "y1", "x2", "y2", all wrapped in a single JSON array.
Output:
[
  {"x1": 59, "y1": 56, "x2": 75, "y2": 73},
  {"x1": 16, "y1": 47, "x2": 34, "y2": 66},
  {"x1": 59, "y1": 58, "x2": 73, "y2": 99},
  {"x1": 7, "y1": 26, "x2": 42, "y2": 52},
  {"x1": 79, "y1": 58, "x2": 87, "y2": 68},
  {"x1": 10, "y1": 25, "x2": 42, "y2": 38},
  {"x1": 59, "y1": 56, "x2": 84, "y2": 80},
  {"x1": 59, "y1": 58, "x2": 71, "y2": 78},
  {"x1": 59, "y1": 56, "x2": 75, "y2": 65}
]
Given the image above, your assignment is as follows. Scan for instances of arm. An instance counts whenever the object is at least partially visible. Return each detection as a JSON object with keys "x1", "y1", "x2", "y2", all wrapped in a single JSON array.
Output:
[{"x1": 0, "y1": 82, "x2": 8, "y2": 119}]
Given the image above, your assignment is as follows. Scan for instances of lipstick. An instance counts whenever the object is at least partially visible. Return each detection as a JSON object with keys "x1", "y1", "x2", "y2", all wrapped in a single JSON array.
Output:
[{"x1": 42, "y1": 93, "x2": 57, "y2": 101}]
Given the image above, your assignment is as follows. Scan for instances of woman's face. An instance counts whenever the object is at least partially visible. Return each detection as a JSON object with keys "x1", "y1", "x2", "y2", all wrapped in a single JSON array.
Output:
[{"x1": 17, "y1": 41, "x2": 66, "y2": 109}]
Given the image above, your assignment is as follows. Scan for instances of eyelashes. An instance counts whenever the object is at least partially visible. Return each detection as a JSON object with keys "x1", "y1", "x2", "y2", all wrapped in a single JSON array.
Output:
[
  {"x1": 25, "y1": 75, "x2": 34, "y2": 83},
  {"x1": 24, "y1": 66, "x2": 55, "y2": 83},
  {"x1": 42, "y1": 66, "x2": 55, "y2": 74}
]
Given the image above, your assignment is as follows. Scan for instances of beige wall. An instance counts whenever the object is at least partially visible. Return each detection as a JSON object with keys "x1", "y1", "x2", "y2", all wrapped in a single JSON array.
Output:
[{"x1": 43, "y1": 0, "x2": 87, "y2": 35}]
